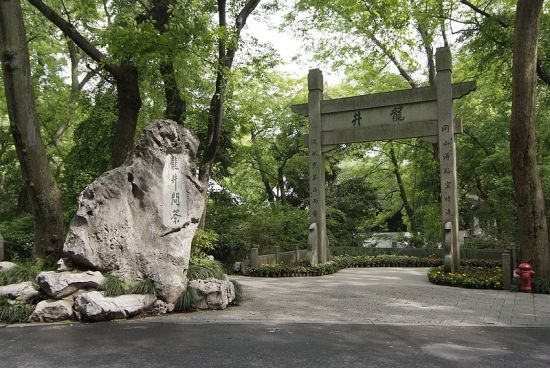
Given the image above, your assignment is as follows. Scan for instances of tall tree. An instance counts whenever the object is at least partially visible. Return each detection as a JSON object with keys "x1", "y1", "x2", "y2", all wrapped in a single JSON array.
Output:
[
  {"x1": 29, "y1": 0, "x2": 142, "y2": 167},
  {"x1": 198, "y1": 0, "x2": 261, "y2": 227},
  {"x1": 0, "y1": 0, "x2": 64, "y2": 259},
  {"x1": 510, "y1": 0, "x2": 549, "y2": 277}
]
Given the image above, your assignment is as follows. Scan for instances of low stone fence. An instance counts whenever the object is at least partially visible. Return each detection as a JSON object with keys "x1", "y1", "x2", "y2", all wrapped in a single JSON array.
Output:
[{"x1": 250, "y1": 247, "x2": 308, "y2": 268}]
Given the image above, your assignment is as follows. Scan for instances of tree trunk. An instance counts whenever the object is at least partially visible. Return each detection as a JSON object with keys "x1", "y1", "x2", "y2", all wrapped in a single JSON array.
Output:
[
  {"x1": 388, "y1": 145, "x2": 418, "y2": 233},
  {"x1": 198, "y1": 0, "x2": 261, "y2": 228},
  {"x1": 112, "y1": 60, "x2": 142, "y2": 167},
  {"x1": 0, "y1": 0, "x2": 64, "y2": 259},
  {"x1": 510, "y1": 0, "x2": 549, "y2": 277}
]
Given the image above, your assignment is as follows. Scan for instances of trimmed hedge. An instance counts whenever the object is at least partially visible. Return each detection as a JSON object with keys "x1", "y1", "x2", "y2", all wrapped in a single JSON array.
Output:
[{"x1": 247, "y1": 255, "x2": 503, "y2": 278}]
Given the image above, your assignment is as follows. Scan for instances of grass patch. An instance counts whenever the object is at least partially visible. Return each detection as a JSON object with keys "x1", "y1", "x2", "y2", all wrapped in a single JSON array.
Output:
[
  {"x1": 231, "y1": 279, "x2": 243, "y2": 305},
  {"x1": 174, "y1": 287, "x2": 199, "y2": 312},
  {"x1": 188, "y1": 259, "x2": 225, "y2": 280},
  {"x1": 0, "y1": 296, "x2": 34, "y2": 323},
  {"x1": 0, "y1": 260, "x2": 50, "y2": 286}
]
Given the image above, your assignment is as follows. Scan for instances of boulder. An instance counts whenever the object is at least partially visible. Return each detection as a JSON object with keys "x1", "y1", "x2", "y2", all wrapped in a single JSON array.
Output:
[
  {"x1": 30, "y1": 299, "x2": 74, "y2": 322},
  {"x1": 63, "y1": 120, "x2": 204, "y2": 304},
  {"x1": 0, "y1": 281, "x2": 40, "y2": 301},
  {"x1": 74, "y1": 291, "x2": 156, "y2": 321},
  {"x1": 189, "y1": 277, "x2": 235, "y2": 310},
  {"x1": 0, "y1": 261, "x2": 17, "y2": 273},
  {"x1": 36, "y1": 271, "x2": 105, "y2": 299}
]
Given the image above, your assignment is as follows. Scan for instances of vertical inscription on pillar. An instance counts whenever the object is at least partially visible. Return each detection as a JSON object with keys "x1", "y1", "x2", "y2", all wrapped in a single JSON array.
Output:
[{"x1": 162, "y1": 153, "x2": 187, "y2": 228}]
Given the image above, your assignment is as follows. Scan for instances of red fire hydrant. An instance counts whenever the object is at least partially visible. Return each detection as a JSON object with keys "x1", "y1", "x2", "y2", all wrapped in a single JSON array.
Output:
[{"x1": 515, "y1": 260, "x2": 535, "y2": 293}]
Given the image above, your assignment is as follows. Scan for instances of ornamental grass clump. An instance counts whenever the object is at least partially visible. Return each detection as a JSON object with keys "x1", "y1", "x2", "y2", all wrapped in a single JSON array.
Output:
[
  {"x1": 0, "y1": 260, "x2": 48, "y2": 286},
  {"x1": 100, "y1": 274, "x2": 128, "y2": 297},
  {"x1": 187, "y1": 258, "x2": 225, "y2": 280},
  {"x1": 0, "y1": 296, "x2": 34, "y2": 323},
  {"x1": 174, "y1": 287, "x2": 199, "y2": 312},
  {"x1": 129, "y1": 278, "x2": 156, "y2": 295},
  {"x1": 427, "y1": 266, "x2": 502, "y2": 290}
]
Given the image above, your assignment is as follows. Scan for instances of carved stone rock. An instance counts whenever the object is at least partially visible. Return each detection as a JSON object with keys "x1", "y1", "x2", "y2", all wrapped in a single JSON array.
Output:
[
  {"x1": 74, "y1": 291, "x2": 156, "y2": 321},
  {"x1": 36, "y1": 271, "x2": 105, "y2": 299},
  {"x1": 63, "y1": 120, "x2": 204, "y2": 304}
]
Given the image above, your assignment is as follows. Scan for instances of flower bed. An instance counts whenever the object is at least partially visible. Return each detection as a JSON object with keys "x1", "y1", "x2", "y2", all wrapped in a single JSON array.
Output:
[
  {"x1": 427, "y1": 265, "x2": 503, "y2": 289},
  {"x1": 332, "y1": 254, "x2": 442, "y2": 268},
  {"x1": 246, "y1": 255, "x2": 503, "y2": 279}
]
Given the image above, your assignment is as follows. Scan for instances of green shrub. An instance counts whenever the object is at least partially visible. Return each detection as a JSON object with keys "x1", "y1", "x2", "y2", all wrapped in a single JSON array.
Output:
[
  {"x1": 427, "y1": 266, "x2": 503, "y2": 289},
  {"x1": 212, "y1": 234, "x2": 249, "y2": 265},
  {"x1": 0, "y1": 296, "x2": 34, "y2": 323},
  {"x1": 174, "y1": 287, "x2": 199, "y2": 312},
  {"x1": 191, "y1": 229, "x2": 219, "y2": 259},
  {"x1": 0, "y1": 216, "x2": 34, "y2": 261}
]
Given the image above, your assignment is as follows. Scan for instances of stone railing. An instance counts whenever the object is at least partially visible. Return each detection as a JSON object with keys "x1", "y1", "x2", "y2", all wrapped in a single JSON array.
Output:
[{"x1": 249, "y1": 246, "x2": 308, "y2": 268}]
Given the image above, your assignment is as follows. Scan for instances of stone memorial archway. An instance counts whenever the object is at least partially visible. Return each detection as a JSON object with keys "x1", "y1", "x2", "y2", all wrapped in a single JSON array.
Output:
[{"x1": 291, "y1": 47, "x2": 476, "y2": 272}]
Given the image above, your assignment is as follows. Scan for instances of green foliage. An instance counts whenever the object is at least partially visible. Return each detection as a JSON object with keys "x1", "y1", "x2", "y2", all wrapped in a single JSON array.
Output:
[
  {"x1": 0, "y1": 215, "x2": 34, "y2": 261},
  {"x1": 129, "y1": 278, "x2": 156, "y2": 296},
  {"x1": 211, "y1": 234, "x2": 249, "y2": 265},
  {"x1": 174, "y1": 287, "x2": 199, "y2": 312},
  {"x1": 230, "y1": 279, "x2": 243, "y2": 305},
  {"x1": 191, "y1": 229, "x2": 219, "y2": 259},
  {"x1": 0, "y1": 259, "x2": 50, "y2": 286},
  {"x1": 187, "y1": 258, "x2": 226, "y2": 281},
  {"x1": 0, "y1": 296, "x2": 34, "y2": 323},
  {"x1": 427, "y1": 266, "x2": 503, "y2": 290},
  {"x1": 100, "y1": 274, "x2": 128, "y2": 297}
]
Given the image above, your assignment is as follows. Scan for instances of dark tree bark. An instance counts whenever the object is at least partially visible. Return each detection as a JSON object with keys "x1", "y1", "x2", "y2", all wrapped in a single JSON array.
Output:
[
  {"x1": 198, "y1": 0, "x2": 261, "y2": 228},
  {"x1": 388, "y1": 145, "x2": 418, "y2": 233},
  {"x1": 510, "y1": 0, "x2": 549, "y2": 277},
  {"x1": 0, "y1": 0, "x2": 64, "y2": 259},
  {"x1": 136, "y1": 0, "x2": 186, "y2": 123},
  {"x1": 29, "y1": 0, "x2": 142, "y2": 167}
]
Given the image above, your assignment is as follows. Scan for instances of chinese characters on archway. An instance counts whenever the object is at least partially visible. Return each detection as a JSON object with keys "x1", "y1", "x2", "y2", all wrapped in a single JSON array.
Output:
[
  {"x1": 350, "y1": 105, "x2": 405, "y2": 126},
  {"x1": 163, "y1": 153, "x2": 186, "y2": 227}
]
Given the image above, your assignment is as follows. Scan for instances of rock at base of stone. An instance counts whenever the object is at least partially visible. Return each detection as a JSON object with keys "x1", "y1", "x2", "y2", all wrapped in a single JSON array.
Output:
[
  {"x1": 63, "y1": 120, "x2": 204, "y2": 304},
  {"x1": 152, "y1": 300, "x2": 175, "y2": 315},
  {"x1": 30, "y1": 300, "x2": 74, "y2": 322},
  {"x1": 75, "y1": 291, "x2": 156, "y2": 321},
  {"x1": 0, "y1": 282, "x2": 40, "y2": 302},
  {"x1": 36, "y1": 271, "x2": 105, "y2": 299},
  {"x1": 189, "y1": 278, "x2": 235, "y2": 310},
  {"x1": 0, "y1": 261, "x2": 17, "y2": 273}
]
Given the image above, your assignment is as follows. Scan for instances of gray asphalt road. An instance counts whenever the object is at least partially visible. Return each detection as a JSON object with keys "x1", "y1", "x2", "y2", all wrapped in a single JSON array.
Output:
[{"x1": 1, "y1": 321, "x2": 549, "y2": 367}]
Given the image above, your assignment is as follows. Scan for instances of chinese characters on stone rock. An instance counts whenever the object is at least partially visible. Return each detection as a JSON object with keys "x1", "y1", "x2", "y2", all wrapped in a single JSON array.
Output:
[{"x1": 163, "y1": 153, "x2": 186, "y2": 227}]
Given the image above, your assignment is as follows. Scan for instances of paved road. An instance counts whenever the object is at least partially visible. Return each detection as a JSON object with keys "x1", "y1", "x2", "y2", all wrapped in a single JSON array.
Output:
[
  {"x1": 1, "y1": 268, "x2": 550, "y2": 367},
  {"x1": 171, "y1": 268, "x2": 550, "y2": 327}
]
